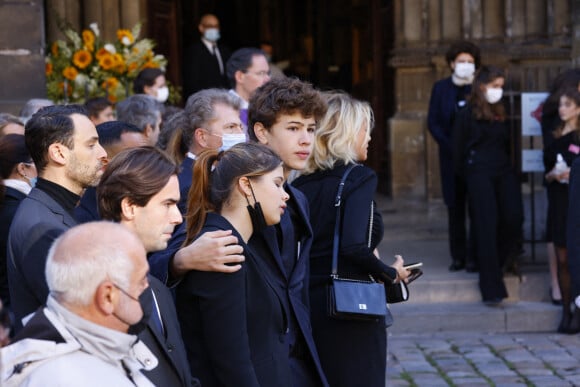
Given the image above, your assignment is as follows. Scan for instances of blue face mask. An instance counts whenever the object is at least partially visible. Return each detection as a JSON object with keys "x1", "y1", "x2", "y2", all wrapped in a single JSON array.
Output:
[
  {"x1": 204, "y1": 28, "x2": 220, "y2": 42},
  {"x1": 28, "y1": 177, "x2": 37, "y2": 188}
]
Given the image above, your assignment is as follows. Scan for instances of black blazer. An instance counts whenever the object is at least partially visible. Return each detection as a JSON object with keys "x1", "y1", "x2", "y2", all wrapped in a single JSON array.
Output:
[
  {"x1": 0, "y1": 186, "x2": 27, "y2": 307},
  {"x1": 7, "y1": 188, "x2": 77, "y2": 326},
  {"x1": 74, "y1": 186, "x2": 100, "y2": 223},
  {"x1": 568, "y1": 157, "x2": 580, "y2": 297},
  {"x1": 427, "y1": 77, "x2": 471, "y2": 205},
  {"x1": 182, "y1": 40, "x2": 231, "y2": 98},
  {"x1": 176, "y1": 213, "x2": 292, "y2": 387},
  {"x1": 248, "y1": 183, "x2": 329, "y2": 386},
  {"x1": 177, "y1": 157, "x2": 195, "y2": 214},
  {"x1": 140, "y1": 275, "x2": 199, "y2": 387}
]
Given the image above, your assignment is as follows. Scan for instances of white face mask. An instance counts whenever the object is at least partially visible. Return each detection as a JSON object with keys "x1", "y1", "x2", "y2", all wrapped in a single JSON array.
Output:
[
  {"x1": 154, "y1": 86, "x2": 169, "y2": 103},
  {"x1": 485, "y1": 87, "x2": 503, "y2": 104},
  {"x1": 220, "y1": 133, "x2": 246, "y2": 151},
  {"x1": 454, "y1": 62, "x2": 475, "y2": 79},
  {"x1": 204, "y1": 28, "x2": 220, "y2": 42}
]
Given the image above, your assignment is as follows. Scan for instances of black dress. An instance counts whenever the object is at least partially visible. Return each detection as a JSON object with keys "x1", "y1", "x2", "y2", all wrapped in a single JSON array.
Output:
[
  {"x1": 543, "y1": 131, "x2": 580, "y2": 248},
  {"x1": 293, "y1": 163, "x2": 396, "y2": 387}
]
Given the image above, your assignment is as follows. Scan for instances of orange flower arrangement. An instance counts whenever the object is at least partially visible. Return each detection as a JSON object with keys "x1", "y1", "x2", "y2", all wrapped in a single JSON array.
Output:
[{"x1": 46, "y1": 22, "x2": 167, "y2": 103}]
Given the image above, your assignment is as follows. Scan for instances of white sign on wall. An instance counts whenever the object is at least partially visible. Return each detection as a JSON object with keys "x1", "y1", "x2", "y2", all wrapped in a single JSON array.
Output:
[
  {"x1": 521, "y1": 92, "x2": 549, "y2": 136},
  {"x1": 521, "y1": 149, "x2": 544, "y2": 172}
]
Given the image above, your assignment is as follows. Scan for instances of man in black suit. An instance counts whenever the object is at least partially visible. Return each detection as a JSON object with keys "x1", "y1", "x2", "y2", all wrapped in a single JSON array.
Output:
[
  {"x1": 97, "y1": 146, "x2": 199, "y2": 386},
  {"x1": 182, "y1": 13, "x2": 231, "y2": 98},
  {"x1": 7, "y1": 105, "x2": 107, "y2": 328}
]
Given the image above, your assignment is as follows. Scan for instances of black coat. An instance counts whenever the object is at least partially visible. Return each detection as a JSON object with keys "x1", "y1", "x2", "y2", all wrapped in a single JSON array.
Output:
[
  {"x1": 140, "y1": 275, "x2": 199, "y2": 387},
  {"x1": 7, "y1": 188, "x2": 77, "y2": 326},
  {"x1": 293, "y1": 164, "x2": 395, "y2": 387},
  {"x1": 182, "y1": 40, "x2": 230, "y2": 98},
  {"x1": 248, "y1": 183, "x2": 329, "y2": 387},
  {"x1": 74, "y1": 186, "x2": 100, "y2": 223},
  {"x1": 0, "y1": 186, "x2": 27, "y2": 307},
  {"x1": 177, "y1": 157, "x2": 195, "y2": 214},
  {"x1": 567, "y1": 157, "x2": 580, "y2": 297},
  {"x1": 176, "y1": 213, "x2": 292, "y2": 387}
]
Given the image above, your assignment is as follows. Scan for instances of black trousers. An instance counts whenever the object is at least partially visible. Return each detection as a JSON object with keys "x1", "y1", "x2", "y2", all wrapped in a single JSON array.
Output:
[
  {"x1": 447, "y1": 175, "x2": 469, "y2": 265},
  {"x1": 466, "y1": 170, "x2": 523, "y2": 301}
]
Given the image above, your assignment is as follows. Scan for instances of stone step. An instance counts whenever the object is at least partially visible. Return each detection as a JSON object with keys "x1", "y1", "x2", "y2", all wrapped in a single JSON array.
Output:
[
  {"x1": 406, "y1": 270, "x2": 551, "y2": 304},
  {"x1": 388, "y1": 301, "x2": 561, "y2": 334}
]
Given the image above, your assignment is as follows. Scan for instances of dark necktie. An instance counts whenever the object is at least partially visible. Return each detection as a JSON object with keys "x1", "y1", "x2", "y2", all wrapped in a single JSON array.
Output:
[{"x1": 212, "y1": 44, "x2": 224, "y2": 75}]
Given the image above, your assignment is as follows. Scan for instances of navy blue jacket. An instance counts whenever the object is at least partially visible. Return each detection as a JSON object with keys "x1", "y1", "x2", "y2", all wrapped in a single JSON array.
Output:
[
  {"x1": 177, "y1": 157, "x2": 194, "y2": 214},
  {"x1": 74, "y1": 186, "x2": 100, "y2": 223},
  {"x1": 567, "y1": 157, "x2": 580, "y2": 297},
  {"x1": 427, "y1": 77, "x2": 471, "y2": 205},
  {"x1": 248, "y1": 183, "x2": 329, "y2": 386},
  {"x1": 176, "y1": 213, "x2": 292, "y2": 387}
]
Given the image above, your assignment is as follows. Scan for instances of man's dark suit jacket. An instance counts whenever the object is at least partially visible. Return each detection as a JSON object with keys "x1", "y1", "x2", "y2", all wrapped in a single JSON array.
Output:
[
  {"x1": 74, "y1": 186, "x2": 99, "y2": 223},
  {"x1": 177, "y1": 157, "x2": 195, "y2": 214},
  {"x1": 7, "y1": 188, "x2": 77, "y2": 326},
  {"x1": 0, "y1": 187, "x2": 27, "y2": 307},
  {"x1": 248, "y1": 183, "x2": 329, "y2": 386},
  {"x1": 182, "y1": 40, "x2": 230, "y2": 98},
  {"x1": 427, "y1": 76, "x2": 471, "y2": 206},
  {"x1": 142, "y1": 275, "x2": 199, "y2": 387}
]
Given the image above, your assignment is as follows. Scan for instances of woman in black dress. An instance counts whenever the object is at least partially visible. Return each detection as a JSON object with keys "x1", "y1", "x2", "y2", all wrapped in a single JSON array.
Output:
[
  {"x1": 293, "y1": 92, "x2": 408, "y2": 387},
  {"x1": 543, "y1": 87, "x2": 580, "y2": 333}
]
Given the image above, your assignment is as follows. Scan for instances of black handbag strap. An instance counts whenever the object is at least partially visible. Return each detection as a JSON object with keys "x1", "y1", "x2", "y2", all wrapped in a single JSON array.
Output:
[{"x1": 331, "y1": 164, "x2": 360, "y2": 277}]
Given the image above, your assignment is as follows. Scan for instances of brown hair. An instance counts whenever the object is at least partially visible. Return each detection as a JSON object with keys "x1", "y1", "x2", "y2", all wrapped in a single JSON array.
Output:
[
  {"x1": 184, "y1": 142, "x2": 281, "y2": 245},
  {"x1": 0, "y1": 134, "x2": 32, "y2": 179},
  {"x1": 469, "y1": 65, "x2": 506, "y2": 121},
  {"x1": 553, "y1": 87, "x2": 580, "y2": 141},
  {"x1": 247, "y1": 77, "x2": 327, "y2": 142},
  {"x1": 97, "y1": 146, "x2": 178, "y2": 222}
]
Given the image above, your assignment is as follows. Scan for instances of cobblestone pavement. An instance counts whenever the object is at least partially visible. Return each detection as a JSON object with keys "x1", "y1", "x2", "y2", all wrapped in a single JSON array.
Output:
[{"x1": 386, "y1": 332, "x2": 580, "y2": 386}]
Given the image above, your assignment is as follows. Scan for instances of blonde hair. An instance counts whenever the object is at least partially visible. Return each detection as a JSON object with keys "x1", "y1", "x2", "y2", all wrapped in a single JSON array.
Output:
[{"x1": 303, "y1": 91, "x2": 373, "y2": 174}]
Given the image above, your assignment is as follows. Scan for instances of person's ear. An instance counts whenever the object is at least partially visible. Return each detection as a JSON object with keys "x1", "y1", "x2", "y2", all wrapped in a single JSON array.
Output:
[
  {"x1": 120, "y1": 197, "x2": 136, "y2": 221},
  {"x1": 94, "y1": 281, "x2": 117, "y2": 316},
  {"x1": 234, "y1": 70, "x2": 245, "y2": 85},
  {"x1": 195, "y1": 128, "x2": 209, "y2": 148},
  {"x1": 16, "y1": 162, "x2": 28, "y2": 177},
  {"x1": 253, "y1": 123, "x2": 269, "y2": 145},
  {"x1": 144, "y1": 124, "x2": 153, "y2": 139},
  {"x1": 237, "y1": 176, "x2": 253, "y2": 197},
  {"x1": 47, "y1": 143, "x2": 67, "y2": 166}
]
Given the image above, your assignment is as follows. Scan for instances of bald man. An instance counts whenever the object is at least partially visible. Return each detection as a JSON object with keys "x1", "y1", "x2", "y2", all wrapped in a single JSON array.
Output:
[
  {"x1": 182, "y1": 13, "x2": 231, "y2": 98},
  {"x1": 1, "y1": 222, "x2": 156, "y2": 386}
]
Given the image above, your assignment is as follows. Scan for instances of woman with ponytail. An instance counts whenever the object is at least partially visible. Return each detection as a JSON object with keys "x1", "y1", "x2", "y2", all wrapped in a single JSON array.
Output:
[{"x1": 176, "y1": 142, "x2": 293, "y2": 387}]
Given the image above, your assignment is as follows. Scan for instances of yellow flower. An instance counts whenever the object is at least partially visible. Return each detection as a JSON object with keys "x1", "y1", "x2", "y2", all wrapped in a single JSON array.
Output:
[
  {"x1": 117, "y1": 29, "x2": 134, "y2": 45},
  {"x1": 112, "y1": 53, "x2": 126, "y2": 73},
  {"x1": 95, "y1": 48, "x2": 109, "y2": 60},
  {"x1": 102, "y1": 76, "x2": 119, "y2": 89},
  {"x1": 98, "y1": 52, "x2": 115, "y2": 70},
  {"x1": 73, "y1": 50, "x2": 92, "y2": 69},
  {"x1": 63, "y1": 66, "x2": 78, "y2": 81},
  {"x1": 82, "y1": 30, "x2": 95, "y2": 51},
  {"x1": 142, "y1": 60, "x2": 159, "y2": 69},
  {"x1": 51, "y1": 42, "x2": 59, "y2": 57},
  {"x1": 45, "y1": 62, "x2": 53, "y2": 76}
]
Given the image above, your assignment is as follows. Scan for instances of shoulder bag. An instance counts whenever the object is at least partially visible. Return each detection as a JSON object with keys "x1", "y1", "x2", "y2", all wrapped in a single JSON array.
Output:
[{"x1": 327, "y1": 164, "x2": 390, "y2": 322}]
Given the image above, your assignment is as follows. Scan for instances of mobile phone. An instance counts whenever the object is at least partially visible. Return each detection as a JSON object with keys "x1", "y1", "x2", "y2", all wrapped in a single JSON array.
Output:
[{"x1": 404, "y1": 262, "x2": 423, "y2": 270}]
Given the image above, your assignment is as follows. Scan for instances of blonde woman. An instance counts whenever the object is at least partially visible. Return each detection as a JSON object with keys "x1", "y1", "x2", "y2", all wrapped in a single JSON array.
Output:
[{"x1": 293, "y1": 92, "x2": 408, "y2": 387}]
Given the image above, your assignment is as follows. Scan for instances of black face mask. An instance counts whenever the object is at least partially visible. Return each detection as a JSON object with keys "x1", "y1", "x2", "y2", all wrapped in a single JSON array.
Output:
[
  {"x1": 245, "y1": 180, "x2": 268, "y2": 232},
  {"x1": 114, "y1": 285, "x2": 153, "y2": 335}
]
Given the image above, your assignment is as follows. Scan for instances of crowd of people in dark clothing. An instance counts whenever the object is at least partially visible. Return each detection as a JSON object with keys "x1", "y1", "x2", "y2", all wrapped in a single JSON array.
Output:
[
  {"x1": 2, "y1": 17, "x2": 580, "y2": 385},
  {"x1": 0, "y1": 13, "x2": 410, "y2": 386}
]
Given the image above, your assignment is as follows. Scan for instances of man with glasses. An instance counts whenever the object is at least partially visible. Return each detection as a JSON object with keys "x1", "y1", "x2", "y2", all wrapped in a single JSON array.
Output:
[{"x1": 225, "y1": 47, "x2": 272, "y2": 128}]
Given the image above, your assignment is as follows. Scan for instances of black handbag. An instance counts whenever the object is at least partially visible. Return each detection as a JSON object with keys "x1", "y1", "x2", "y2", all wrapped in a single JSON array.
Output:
[{"x1": 327, "y1": 164, "x2": 389, "y2": 322}]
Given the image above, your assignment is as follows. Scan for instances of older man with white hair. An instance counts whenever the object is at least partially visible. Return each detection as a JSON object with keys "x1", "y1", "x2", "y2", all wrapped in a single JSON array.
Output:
[{"x1": 1, "y1": 222, "x2": 157, "y2": 386}]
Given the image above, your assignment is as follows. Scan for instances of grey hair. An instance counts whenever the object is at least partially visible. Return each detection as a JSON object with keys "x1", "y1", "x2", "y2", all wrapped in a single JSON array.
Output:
[
  {"x1": 116, "y1": 95, "x2": 162, "y2": 132},
  {"x1": 45, "y1": 222, "x2": 135, "y2": 306}
]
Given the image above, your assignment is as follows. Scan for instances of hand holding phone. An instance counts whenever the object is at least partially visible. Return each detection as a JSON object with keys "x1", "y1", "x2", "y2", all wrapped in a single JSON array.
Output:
[{"x1": 404, "y1": 262, "x2": 423, "y2": 283}]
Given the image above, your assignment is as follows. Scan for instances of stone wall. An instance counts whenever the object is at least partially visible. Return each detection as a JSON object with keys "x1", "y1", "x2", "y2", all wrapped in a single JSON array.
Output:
[{"x1": 389, "y1": 0, "x2": 575, "y2": 200}]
